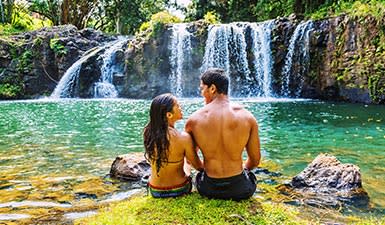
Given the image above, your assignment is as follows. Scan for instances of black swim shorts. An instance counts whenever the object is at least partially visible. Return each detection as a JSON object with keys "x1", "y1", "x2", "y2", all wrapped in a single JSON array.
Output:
[{"x1": 195, "y1": 170, "x2": 256, "y2": 201}]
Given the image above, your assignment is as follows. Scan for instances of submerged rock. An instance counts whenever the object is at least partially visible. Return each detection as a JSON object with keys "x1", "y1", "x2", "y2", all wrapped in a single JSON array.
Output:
[
  {"x1": 279, "y1": 153, "x2": 369, "y2": 208},
  {"x1": 110, "y1": 153, "x2": 150, "y2": 181}
]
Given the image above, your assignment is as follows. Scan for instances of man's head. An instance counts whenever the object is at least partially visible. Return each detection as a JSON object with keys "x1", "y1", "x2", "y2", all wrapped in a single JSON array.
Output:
[
  {"x1": 201, "y1": 68, "x2": 229, "y2": 95},
  {"x1": 200, "y1": 68, "x2": 228, "y2": 103}
]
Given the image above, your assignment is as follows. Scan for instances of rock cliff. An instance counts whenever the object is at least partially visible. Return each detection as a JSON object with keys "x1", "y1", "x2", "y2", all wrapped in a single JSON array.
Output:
[{"x1": 0, "y1": 15, "x2": 384, "y2": 103}]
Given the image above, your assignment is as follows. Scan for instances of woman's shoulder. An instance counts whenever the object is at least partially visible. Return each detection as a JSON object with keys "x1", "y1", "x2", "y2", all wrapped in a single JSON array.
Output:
[
  {"x1": 168, "y1": 128, "x2": 190, "y2": 140},
  {"x1": 171, "y1": 130, "x2": 193, "y2": 146},
  {"x1": 178, "y1": 130, "x2": 192, "y2": 139}
]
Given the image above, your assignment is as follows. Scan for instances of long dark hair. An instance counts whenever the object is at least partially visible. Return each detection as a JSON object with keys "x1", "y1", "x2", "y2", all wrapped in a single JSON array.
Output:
[{"x1": 143, "y1": 93, "x2": 175, "y2": 174}]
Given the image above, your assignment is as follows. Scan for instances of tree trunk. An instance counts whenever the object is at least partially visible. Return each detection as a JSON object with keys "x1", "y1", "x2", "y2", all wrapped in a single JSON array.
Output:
[
  {"x1": 294, "y1": 0, "x2": 305, "y2": 14},
  {"x1": 6, "y1": 0, "x2": 13, "y2": 23},
  {"x1": 0, "y1": 0, "x2": 5, "y2": 23},
  {"x1": 116, "y1": 13, "x2": 121, "y2": 34},
  {"x1": 61, "y1": 0, "x2": 69, "y2": 25}
]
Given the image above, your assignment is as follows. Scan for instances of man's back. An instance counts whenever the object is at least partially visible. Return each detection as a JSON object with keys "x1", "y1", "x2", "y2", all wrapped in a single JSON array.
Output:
[
  {"x1": 187, "y1": 67, "x2": 260, "y2": 200},
  {"x1": 186, "y1": 98, "x2": 259, "y2": 178}
]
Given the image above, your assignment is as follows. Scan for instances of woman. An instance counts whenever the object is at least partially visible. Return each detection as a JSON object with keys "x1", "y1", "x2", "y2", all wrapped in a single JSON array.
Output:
[{"x1": 143, "y1": 93, "x2": 203, "y2": 198}]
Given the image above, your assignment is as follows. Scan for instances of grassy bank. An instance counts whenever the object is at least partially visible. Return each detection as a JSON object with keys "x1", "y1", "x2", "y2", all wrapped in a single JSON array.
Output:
[
  {"x1": 75, "y1": 192, "x2": 384, "y2": 225},
  {"x1": 76, "y1": 193, "x2": 305, "y2": 225}
]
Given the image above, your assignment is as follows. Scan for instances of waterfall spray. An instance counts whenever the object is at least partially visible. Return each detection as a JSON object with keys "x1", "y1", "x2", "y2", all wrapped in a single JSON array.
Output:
[
  {"x1": 201, "y1": 22, "x2": 274, "y2": 97},
  {"x1": 250, "y1": 20, "x2": 274, "y2": 97},
  {"x1": 169, "y1": 24, "x2": 192, "y2": 97},
  {"x1": 51, "y1": 47, "x2": 102, "y2": 98},
  {"x1": 281, "y1": 21, "x2": 313, "y2": 97},
  {"x1": 94, "y1": 39, "x2": 127, "y2": 98}
]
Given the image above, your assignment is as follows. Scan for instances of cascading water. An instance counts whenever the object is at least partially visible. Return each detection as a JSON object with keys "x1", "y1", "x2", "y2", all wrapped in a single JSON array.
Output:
[
  {"x1": 50, "y1": 47, "x2": 102, "y2": 98},
  {"x1": 249, "y1": 20, "x2": 274, "y2": 97},
  {"x1": 94, "y1": 39, "x2": 127, "y2": 98},
  {"x1": 201, "y1": 25, "x2": 231, "y2": 76},
  {"x1": 281, "y1": 20, "x2": 314, "y2": 97},
  {"x1": 169, "y1": 24, "x2": 192, "y2": 97},
  {"x1": 230, "y1": 24, "x2": 252, "y2": 96},
  {"x1": 201, "y1": 22, "x2": 274, "y2": 97},
  {"x1": 51, "y1": 39, "x2": 127, "y2": 99},
  {"x1": 201, "y1": 24, "x2": 251, "y2": 96}
]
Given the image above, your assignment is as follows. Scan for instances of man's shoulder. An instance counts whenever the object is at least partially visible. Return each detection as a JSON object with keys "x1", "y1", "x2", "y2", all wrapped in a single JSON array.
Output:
[
  {"x1": 187, "y1": 107, "x2": 207, "y2": 121},
  {"x1": 230, "y1": 102, "x2": 257, "y2": 122},
  {"x1": 230, "y1": 102, "x2": 246, "y2": 112},
  {"x1": 231, "y1": 102, "x2": 252, "y2": 115}
]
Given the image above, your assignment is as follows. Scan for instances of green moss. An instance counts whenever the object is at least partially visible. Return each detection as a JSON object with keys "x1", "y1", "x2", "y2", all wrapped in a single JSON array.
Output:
[
  {"x1": 49, "y1": 38, "x2": 68, "y2": 56},
  {"x1": 0, "y1": 83, "x2": 23, "y2": 99},
  {"x1": 326, "y1": 11, "x2": 385, "y2": 103},
  {"x1": 33, "y1": 36, "x2": 44, "y2": 47},
  {"x1": 9, "y1": 44, "x2": 19, "y2": 59},
  {"x1": 17, "y1": 50, "x2": 33, "y2": 73},
  {"x1": 331, "y1": 20, "x2": 346, "y2": 83},
  {"x1": 368, "y1": 71, "x2": 385, "y2": 103}
]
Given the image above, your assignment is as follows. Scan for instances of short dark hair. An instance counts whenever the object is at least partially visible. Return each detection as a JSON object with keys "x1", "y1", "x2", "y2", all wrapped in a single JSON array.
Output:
[{"x1": 201, "y1": 68, "x2": 229, "y2": 95}]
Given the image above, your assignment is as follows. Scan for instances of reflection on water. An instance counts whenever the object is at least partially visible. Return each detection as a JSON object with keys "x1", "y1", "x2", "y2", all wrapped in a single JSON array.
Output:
[{"x1": 0, "y1": 98, "x2": 384, "y2": 223}]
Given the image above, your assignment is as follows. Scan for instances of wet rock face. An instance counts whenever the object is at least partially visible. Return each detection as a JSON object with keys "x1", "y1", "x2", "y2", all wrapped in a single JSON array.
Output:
[
  {"x1": 280, "y1": 154, "x2": 369, "y2": 208},
  {"x1": 1, "y1": 16, "x2": 384, "y2": 103},
  {"x1": 110, "y1": 154, "x2": 150, "y2": 181},
  {"x1": 0, "y1": 25, "x2": 116, "y2": 99}
]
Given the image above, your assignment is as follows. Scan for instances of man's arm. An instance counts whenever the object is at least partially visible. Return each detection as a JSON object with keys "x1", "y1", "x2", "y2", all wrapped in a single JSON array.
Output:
[
  {"x1": 244, "y1": 116, "x2": 261, "y2": 170},
  {"x1": 185, "y1": 119, "x2": 200, "y2": 153},
  {"x1": 182, "y1": 131, "x2": 204, "y2": 171}
]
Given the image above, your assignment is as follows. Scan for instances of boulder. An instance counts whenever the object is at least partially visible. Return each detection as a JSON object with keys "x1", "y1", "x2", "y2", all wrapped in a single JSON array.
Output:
[
  {"x1": 110, "y1": 153, "x2": 150, "y2": 181},
  {"x1": 279, "y1": 153, "x2": 369, "y2": 208}
]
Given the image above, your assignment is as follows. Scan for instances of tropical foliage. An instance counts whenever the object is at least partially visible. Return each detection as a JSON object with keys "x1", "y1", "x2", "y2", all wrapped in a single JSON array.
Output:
[
  {"x1": 89, "y1": 0, "x2": 171, "y2": 34},
  {"x1": 138, "y1": 11, "x2": 181, "y2": 39},
  {"x1": 1, "y1": 0, "x2": 384, "y2": 35},
  {"x1": 184, "y1": 0, "x2": 384, "y2": 22}
]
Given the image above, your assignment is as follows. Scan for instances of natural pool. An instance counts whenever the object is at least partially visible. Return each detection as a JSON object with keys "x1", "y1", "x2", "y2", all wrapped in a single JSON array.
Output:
[{"x1": 0, "y1": 98, "x2": 384, "y2": 223}]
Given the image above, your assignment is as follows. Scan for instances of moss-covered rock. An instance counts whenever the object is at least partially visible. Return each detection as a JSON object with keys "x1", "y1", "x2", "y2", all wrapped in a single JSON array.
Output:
[
  {"x1": 0, "y1": 25, "x2": 116, "y2": 99},
  {"x1": 306, "y1": 15, "x2": 385, "y2": 103}
]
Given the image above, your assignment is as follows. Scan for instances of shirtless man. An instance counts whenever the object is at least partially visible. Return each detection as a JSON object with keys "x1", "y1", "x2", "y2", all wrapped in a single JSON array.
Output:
[{"x1": 185, "y1": 68, "x2": 261, "y2": 200}]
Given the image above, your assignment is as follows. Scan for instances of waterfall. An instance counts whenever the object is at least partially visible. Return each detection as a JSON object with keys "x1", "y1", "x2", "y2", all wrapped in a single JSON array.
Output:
[
  {"x1": 169, "y1": 24, "x2": 192, "y2": 97},
  {"x1": 201, "y1": 23, "x2": 251, "y2": 96},
  {"x1": 249, "y1": 20, "x2": 274, "y2": 97},
  {"x1": 201, "y1": 22, "x2": 275, "y2": 97},
  {"x1": 50, "y1": 47, "x2": 102, "y2": 98},
  {"x1": 51, "y1": 39, "x2": 127, "y2": 99},
  {"x1": 281, "y1": 21, "x2": 313, "y2": 97},
  {"x1": 94, "y1": 39, "x2": 127, "y2": 98},
  {"x1": 230, "y1": 24, "x2": 252, "y2": 96},
  {"x1": 201, "y1": 25, "x2": 231, "y2": 77}
]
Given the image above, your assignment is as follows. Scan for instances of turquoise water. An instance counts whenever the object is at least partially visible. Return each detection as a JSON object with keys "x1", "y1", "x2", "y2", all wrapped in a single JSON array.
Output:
[{"x1": 0, "y1": 98, "x2": 384, "y2": 222}]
